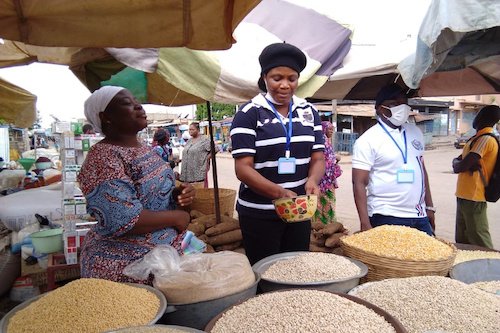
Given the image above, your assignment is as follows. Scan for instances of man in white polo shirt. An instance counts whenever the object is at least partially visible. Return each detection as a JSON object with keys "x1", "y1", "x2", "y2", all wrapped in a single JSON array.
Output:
[{"x1": 352, "y1": 84, "x2": 435, "y2": 235}]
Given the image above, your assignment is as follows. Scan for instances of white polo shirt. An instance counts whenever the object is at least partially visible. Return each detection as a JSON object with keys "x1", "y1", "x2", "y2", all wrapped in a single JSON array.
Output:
[{"x1": 352, "y1": 122, "x2": 427, "y2": 218}]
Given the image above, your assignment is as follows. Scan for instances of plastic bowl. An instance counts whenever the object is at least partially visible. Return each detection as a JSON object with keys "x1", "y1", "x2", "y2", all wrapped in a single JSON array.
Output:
[
  {"x1": 35, "y1": 161, "x2": 53, "y2": 170},
  {"x1": 30, "y1": 228, "x2": 63, "y2": 254},
  {"x1": 273, "y1": 194, "x2": 318, "y2": 222}
]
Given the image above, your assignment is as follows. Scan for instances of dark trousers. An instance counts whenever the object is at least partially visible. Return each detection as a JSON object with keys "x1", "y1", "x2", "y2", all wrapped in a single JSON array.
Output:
[
  {"x1": 239, "y1": 214, "x2": 311, "y2": 266},
  {"x1": 370, "y1": 214, "x2": 434, "y2": 236}
]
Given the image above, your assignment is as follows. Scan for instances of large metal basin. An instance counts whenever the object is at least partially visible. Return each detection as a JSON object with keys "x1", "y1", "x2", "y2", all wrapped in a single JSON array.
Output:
[
  {"x1": 0, "y1": 282, "x2": 166, "y2": 333},
  {"x1": 104, "y1": 324, "x2": 205, "y2": 332},
  {"x1": 252, "y1": 251, "x2": 368, "y2": 293},
  {"x1": 450, "y1": 258, "x2": 500, "y2": 284},
  {"x1": 160, "y1": 272, "x2": 260, "y2": 330},
  {"x1": 205, "y1": 289, "x2": 406, "y2": 333}
]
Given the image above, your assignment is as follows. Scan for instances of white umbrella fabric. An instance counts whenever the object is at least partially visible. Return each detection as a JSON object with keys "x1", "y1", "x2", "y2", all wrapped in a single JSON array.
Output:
[{"x1": 399, "y1": 0, "x2": 500, "y2": 97}]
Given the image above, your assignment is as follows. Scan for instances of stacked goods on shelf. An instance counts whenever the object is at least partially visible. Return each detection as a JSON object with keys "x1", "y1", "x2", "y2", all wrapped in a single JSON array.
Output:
[
  {"x1": 59, "y1": 126, "x2": 101, "y2": 265},
  {"x1": 309, "y1": 221, "x2": 347, "y2": 255},
  {"x1": 187, "y1": 210, "x2": 243, "y2": 254}
]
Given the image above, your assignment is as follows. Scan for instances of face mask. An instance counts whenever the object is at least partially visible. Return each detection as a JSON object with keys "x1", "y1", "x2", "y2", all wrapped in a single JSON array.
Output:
[{"x1": 382, "y1": 104, "x2": 411, "y2": 127}]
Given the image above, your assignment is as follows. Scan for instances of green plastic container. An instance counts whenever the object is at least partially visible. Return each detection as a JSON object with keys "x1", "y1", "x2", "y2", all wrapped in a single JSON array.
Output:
[{"x1": 30, "y1": 228, "x2": 63, "y2": 254}]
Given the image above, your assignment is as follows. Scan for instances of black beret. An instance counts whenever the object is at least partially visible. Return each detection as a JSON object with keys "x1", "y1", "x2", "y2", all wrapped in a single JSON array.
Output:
[
  {"x1": 375, "y1": 84, "x2": 407, "y2": 109},
  {"x1": 259, "y1": 43, "x2": 307, "y2": 75}
]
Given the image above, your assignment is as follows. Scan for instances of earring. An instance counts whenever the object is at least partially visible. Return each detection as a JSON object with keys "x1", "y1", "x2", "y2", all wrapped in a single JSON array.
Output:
[{"x1": 106, "y1": 120, "x2": 111, "y2": 124}]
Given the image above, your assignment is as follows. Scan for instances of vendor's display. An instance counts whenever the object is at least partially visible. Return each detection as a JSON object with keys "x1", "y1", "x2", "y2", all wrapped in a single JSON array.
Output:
[
  {"x1": 309, "y1": 220, "x2": 347, "y2": 254},
  {"x1": 349, "y1": 276, "x2": 500, "y2": 333},
  {"x1": 187, "y1": 210, "x2": 243, "y2": 253},
  {"x1": 206, "y1": 289, "x2": 404, "y2": 333},
  {"x1": 453, "y1": 249, "x2": 500, "y2": 265},
  {"x1": 340, "y1": 225, "x2": 456, "y2": 282},
  {"x1": 2, "y1": 278, "x2": 166, "y2": 333},
  {"x1": 252, "y1": 251, "x2": 367, "y2": 293}
]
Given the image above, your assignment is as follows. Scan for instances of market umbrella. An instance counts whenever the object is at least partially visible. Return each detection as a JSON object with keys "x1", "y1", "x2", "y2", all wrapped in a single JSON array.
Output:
[
  {"x1": 398, "y1": 0, "x2": 500, "y2": 97},
  {"x1": 310, "y1": 38, "x2": 418, "y2": 101},
  {"x1": 0, "y1": 0, "x2": 260, "y2": 50},
  {"x1": 72, "y1": 0, "x2": 353, "y2": 106},
  {"x1": 312, "y1": 0, "x2": 500, "y2": 102},
  {"x1": 0, "y1": 76, "x2": 37, "y2": 128}
]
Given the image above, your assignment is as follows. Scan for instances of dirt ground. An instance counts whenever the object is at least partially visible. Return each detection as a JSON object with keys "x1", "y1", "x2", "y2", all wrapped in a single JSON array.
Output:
[{"x1": 208, "y1": 137, "x2": 500, "y2": 250}]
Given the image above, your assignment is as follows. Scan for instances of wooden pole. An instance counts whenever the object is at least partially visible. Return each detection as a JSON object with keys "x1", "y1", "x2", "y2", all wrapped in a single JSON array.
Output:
[{"x1": 206, "y1": 101, "x2": 221, "y2": 223}]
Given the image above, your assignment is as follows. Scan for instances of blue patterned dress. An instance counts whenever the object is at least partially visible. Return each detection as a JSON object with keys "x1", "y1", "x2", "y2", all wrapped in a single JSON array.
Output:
[{"x1": 77, "y1": 142, "x2": 184, "y2": 284}]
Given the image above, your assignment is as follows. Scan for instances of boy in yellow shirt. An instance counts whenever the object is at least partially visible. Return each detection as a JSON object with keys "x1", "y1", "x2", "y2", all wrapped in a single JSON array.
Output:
[{"x1": 453, "y1": 105, "x2": 500, "y2": 248}]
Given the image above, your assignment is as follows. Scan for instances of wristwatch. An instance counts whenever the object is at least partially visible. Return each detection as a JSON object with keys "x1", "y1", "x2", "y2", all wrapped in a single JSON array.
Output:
[{"x1": 426, "y1": 206, "x2": 437, "y2": 212}]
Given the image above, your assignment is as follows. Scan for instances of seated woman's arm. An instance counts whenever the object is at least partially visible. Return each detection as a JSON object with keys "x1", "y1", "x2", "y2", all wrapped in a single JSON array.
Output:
[
  {"x1": 130, "y1": 209, "x2": 189, "y2": 234},
  {"x1": 130, "y1": 182, "x2": 194, "y2": 234}
]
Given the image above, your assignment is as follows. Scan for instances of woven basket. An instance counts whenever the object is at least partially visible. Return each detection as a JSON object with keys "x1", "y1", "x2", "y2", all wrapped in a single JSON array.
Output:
[
  {"x1": 188, "y1": 188, "x2": 237, "y2": 216},
  {"x1": 340, "y1": 237, "x2": 457, "y2": 283}
]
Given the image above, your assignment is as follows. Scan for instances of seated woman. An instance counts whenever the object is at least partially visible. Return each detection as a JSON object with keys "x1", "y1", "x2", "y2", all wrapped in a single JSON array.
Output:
[{"x1": 78, "y1": 86, "x2": 195, "y2": 284}]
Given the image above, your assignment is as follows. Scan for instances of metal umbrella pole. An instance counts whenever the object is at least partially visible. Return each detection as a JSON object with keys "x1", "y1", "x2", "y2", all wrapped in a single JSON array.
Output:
[{"x1": 206, "y1": 101, "x2": 221, "y2": 223}]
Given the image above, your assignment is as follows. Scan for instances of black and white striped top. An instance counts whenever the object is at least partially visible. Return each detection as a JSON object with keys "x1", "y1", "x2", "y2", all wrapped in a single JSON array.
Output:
[{"x1": 230, "y1": 94, "x2": 324, "y2": 218}]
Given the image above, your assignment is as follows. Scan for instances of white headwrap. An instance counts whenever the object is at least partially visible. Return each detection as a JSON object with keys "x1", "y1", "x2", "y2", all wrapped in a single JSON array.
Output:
[{"x1": 84, "y1": 86, "x2": 125, "y2": 134}]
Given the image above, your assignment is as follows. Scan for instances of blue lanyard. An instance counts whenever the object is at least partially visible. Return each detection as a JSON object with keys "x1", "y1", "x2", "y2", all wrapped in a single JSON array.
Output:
[
  {"x1": 378, "y1": 121, "x2": 407, "y2": 165},
  {"x1": 266, "y1": 99, "x2": 293, "y2": 158}
]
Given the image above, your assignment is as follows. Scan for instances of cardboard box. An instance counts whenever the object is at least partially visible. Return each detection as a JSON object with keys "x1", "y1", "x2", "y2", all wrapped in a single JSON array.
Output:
[{"x1": 20, "y1": 257, "x2": 80, "y2": 286}]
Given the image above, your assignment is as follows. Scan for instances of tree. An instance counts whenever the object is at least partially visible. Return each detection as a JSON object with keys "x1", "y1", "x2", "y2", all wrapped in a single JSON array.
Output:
[{"x1": 196, "y1": 103, "x2": 237, "y2": 121}]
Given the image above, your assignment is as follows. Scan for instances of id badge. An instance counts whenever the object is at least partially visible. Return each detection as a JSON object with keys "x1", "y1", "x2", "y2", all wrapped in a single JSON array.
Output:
[
  {"x1": 278, "y1": 157, "x2": 296, "y2": 174},
  {"x1": 397, "y1": 169, "x2": 414, "y2": 183}
]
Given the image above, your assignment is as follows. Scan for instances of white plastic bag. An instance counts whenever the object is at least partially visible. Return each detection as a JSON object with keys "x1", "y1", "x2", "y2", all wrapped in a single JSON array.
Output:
[
  {"x1": 124, "y1": 245, "x2": 255, "y2": 303},
  {"x1": 0, "y1": 182, "x2": 63, "y2": 231}
]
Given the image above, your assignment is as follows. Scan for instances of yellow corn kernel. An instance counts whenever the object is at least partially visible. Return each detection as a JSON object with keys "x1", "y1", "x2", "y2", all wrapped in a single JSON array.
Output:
[{"x1": 341, "y1": 225, "x2": 454, "y2": 260}]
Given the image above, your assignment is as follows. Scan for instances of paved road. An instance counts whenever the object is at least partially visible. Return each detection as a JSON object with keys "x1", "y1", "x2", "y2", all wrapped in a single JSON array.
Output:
[{"x1": 205, "y1": 144, "x2": 500, "y2": 250}]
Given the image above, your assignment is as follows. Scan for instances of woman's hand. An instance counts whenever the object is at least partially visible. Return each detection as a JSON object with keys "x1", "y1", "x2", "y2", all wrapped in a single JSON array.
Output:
[
  {"x1": 175, "y1": 182, "x2": 195, "y2": 207},
  {"x1": 304, "y1": 179, "x2": 321, "y2": 195},
  {"x1": 277, "y1": 188, "x2": 297, "y2": 199}
]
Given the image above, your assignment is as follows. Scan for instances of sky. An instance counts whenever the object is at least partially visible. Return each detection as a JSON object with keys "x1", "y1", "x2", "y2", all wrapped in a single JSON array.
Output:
[
  {"x1": 0, "y1": 0, "x2": 432, "y2": 130},
  {"x1": 0, "y1": 63, "x2": 196, "y2": 129}
]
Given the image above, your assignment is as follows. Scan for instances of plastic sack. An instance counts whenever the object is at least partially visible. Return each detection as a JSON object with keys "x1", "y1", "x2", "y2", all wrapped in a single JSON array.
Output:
[
  {"x1": 0, "y1": 182, "x2": 63, "y2": 231},
  {"x1": 124, "y1": 245, "x2": 255, "y2": 303},
  {"x1": 0, "y1": 249, "x2": 21, "y2": 296}
]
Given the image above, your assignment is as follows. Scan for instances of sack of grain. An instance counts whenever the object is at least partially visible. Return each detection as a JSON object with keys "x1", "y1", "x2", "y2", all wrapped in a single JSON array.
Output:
[{"x1": 123, "y1": 245, "x2": 255, "y2": 304}]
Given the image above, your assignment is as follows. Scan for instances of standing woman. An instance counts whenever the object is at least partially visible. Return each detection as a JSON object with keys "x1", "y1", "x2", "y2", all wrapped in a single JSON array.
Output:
[
  {"x1": 78, "y1": 86, "x2": 195, "y2": 284},
  {"x1": 230, "y1": 43, "x2": 325, "y2": 265},
  {"x1": 313, "y1": 121, "x2": 342, "y2": 225},
  {"x1": 179, "y1": 122, "x2": 212, "y2": 187}
]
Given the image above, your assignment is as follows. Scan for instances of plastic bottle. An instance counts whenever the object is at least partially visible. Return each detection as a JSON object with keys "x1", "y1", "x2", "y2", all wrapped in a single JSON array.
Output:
[
  {"x1": 18, "y1": 172, "x2": 32, "y2": 188},
  {"x1": 38, "y1": 171, "x2": 46, "y2": 187},
  {"x1": 24, "y1": 174, "x2": 40, "y2": 189}
]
